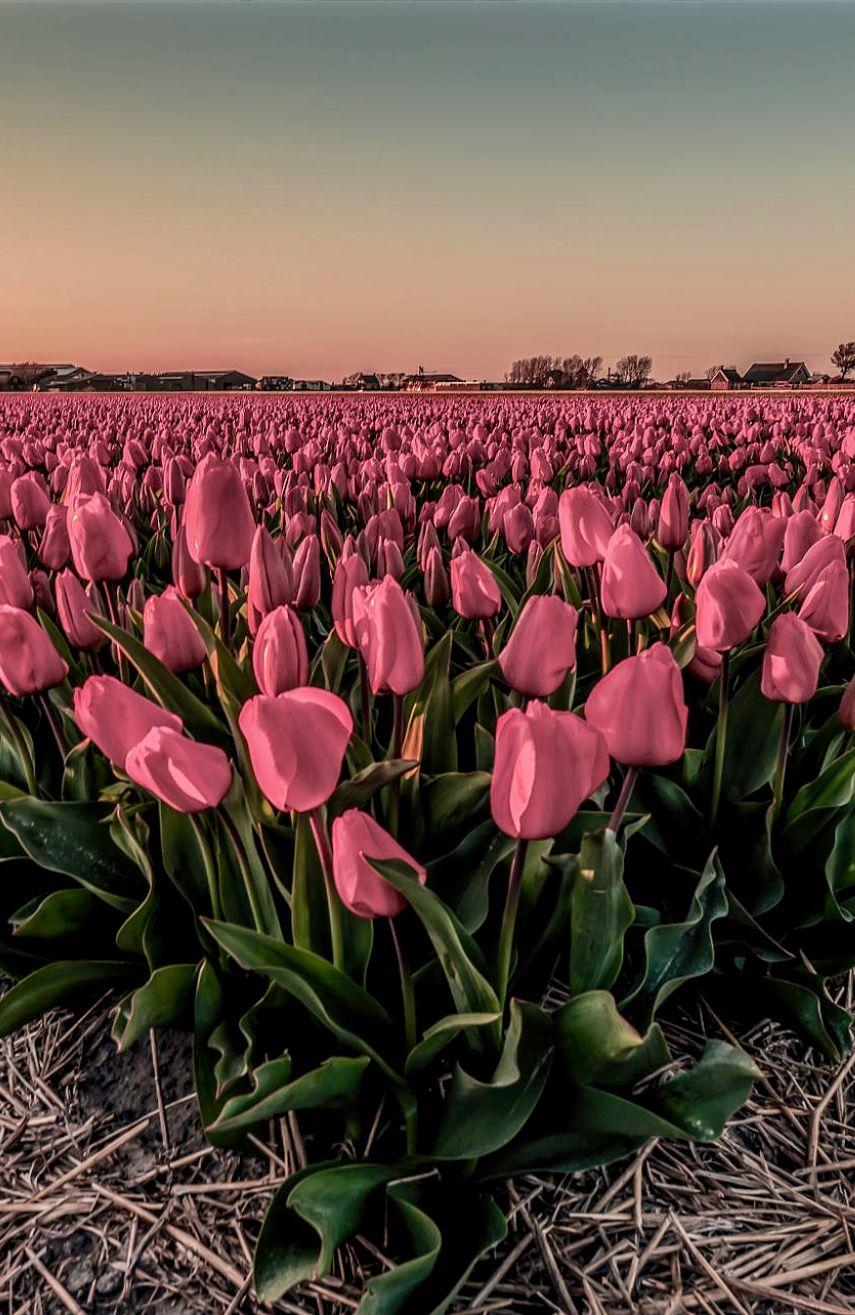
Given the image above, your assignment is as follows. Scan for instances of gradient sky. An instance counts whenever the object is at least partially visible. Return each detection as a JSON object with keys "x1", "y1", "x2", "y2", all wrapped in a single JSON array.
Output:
[{"x1": 2, "y1": 0, "x2": 854, "y2": 380}]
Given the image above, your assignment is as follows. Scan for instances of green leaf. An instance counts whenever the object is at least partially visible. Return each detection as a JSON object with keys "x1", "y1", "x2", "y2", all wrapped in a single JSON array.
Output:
[
  {"x1": 254, "y1": 1163, "x2": 395, "y2": 1300},
  {"x1": 622, "y1": 851, "x2": 728, "y2": 1026},
  {"x1": 783, "y1": 748, "x2": 855, "y2": 854},
  {"x1": 330, "y1": 760, "x2": 417, "y2": 815},
  {"x1": 210, "y1": 1055, "x2": 369, "y2": 1134},
  {"x1": 423, "y1": 773, "x2": 490, "y2": 835},
  {"x1": 358, "y1": 1184, "x2": 442, "y2": 1315},
  {"x1": 405, "y1": 1012, "x2": 502, "y2": 1077},
  {"x1": 427, "y1": 821, "x2": 515, "y2": 933},
  {"x1": 655, "y1": 1040, "x2": 761, "y2": 1139},
  {"x1": 748, "y1": 975, "x2": 851, "y2": 1061},
  {"x1": 12, "y1": 888, "x2": 117, "y2": 942},
  {"x1": 204, "y1": 919, "x2": 400, "y2": 1080},
  {"x1": 0, "y1": 798, "x2": 143, "y2": 913},
  {"x1": 432, "y1": 1001, "x2": 553, "y2": 1159},
  {"x1": 718, "y1": 669, "x2": 785, "y2": 802},
  {"x1": 450, "y1": 661, "x2": 498, "y2": 725},
  {"x1": 569, "y1": 829, "x2": 634, "y2": 994},
  {"x1": 406, "y1": 633, "x2": 456, "y2": 773},
  {"x1": 370, "y1": 859, "x2": 500, "y2": 1019},
  {"x1": 555, "y1": 991, "x2": 670, "y2": 1089},
  {"x1": 112, "y1": 963, "x2": 198, "y2": 1050},
  {"x1": 0, "y1": 961, "x2": 136, "y2": 1038},
  {"x1": 90, "y1": 612, "x2": 225, "y2": 741}
]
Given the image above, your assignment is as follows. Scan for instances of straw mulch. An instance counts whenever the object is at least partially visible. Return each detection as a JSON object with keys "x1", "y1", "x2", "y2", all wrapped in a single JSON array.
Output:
[{"x1": 1, "y1": 987, "x2": 854, "y2": 1315}]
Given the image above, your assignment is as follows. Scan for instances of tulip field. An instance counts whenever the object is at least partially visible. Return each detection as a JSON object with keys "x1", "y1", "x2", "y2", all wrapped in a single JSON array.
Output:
[{"x1": 1, "y1": 389, "x2": 854, "y2": 1311}]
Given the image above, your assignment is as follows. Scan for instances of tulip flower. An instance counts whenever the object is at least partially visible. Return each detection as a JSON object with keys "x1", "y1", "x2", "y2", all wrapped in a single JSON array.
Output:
[
  {"x1": 68, "y1": 492, "x2": 134, "y2": 582},
  {"x1": 74, "y1": 675, "x2": 184, "y2": 768},
  {"x1": 171, "y1": 525, "x2": 207, "y2": 600},
  {"x1": 558, "y1": 487, "x2": 614, "y2": 567},
  {"x1": 784, "y1": 534, "x2": 845, "y2": 600},
  {"x1": 247, "y1": 526, "x2": 292, "y2": 634},
  {"x1": 490, "y1": 701, "x2": 609, "y2": 841},
  {"x1": 0, "y1": 606, "x2": 68, "y2": 696},
  {"x1": 0, "y1": 534, "x2": 34, "y2": 610},
  {"x1": 292, "y1": 535, "x2": 321, "y2": 611},
  {"x1": 331, "y1": 545, "x2": 370, "y2": 647},
  {"x1": 183, "y1": 455, "x2": 256, "y2": 570},
  {"x1": 252, "y1": 605, "x2": 309, "y2": 695},
  {"x1": 498, "y1": 594, "x2": 578, "y2": 697},
  {"x1": 352, "y1": 576, "x2": 424, "y2": 697},
  {"x1": 125, "y1": 726, "x2": 232, "y2": 814},
  {"x1": 143, "y1": 586, "x2": 207, "y2": 674},
  {"x1": 331, "y1": 809, "x2": 426, "y2": 919},
  {"x1": 720, "y1": 506, "x2": 785, "y2": 584},
  {"x1": 450, "y1": 547, "x2": 502, "y2": 620},
  {"x1": 761, "y1": 613, "x2": 824, "y2": 704},
  {"x1": 585, "y1": 643, "x2": 687, "y2": 768},
  {"x1": 658, "y1": 474, "x2": 690, "y2": 550},
  {"x1": 695, "y1": 559, "x2": 765, "y2": 652},
  {"x1": 839, "y1": 677, "x2": 855, "y2": 732},
  {"x1": 11, "y1": 474, "x2": 51, "y2": 531},
  {"x1": 55, "y1": 570, "x2": 106, "y2": 650},
  {"x1": 798, "y1": 561, "x2": 849, "y2": 642},
  {"x1": 39, "y1": 504, "x2": 71, "y2": 572},
  {"x1": 238, "y1": 687, "x2": 352, "y2": 813},
  {"x1": 423, "y1": 545, "x2": 451, "y2": 607},
  {"x1": 600, "y1": 525, "x2": 667, "y2": 620}
]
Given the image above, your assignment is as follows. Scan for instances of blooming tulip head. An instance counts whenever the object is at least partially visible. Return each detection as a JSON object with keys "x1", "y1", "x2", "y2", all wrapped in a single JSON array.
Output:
[
  {"x1": 558, "y1": 487, "x2": 614, "y2": 568},
  {"x1": 143, "y1": 586, "x2": 207, "y2": 674},
  {"x1": 600, "y1": 524, "x2": 667, "y2": 621},
  {"x1": 0, "y1": 534, "x2": 34, "y2": 610},
  {"x1": 450, "y1": 547, "x2": 502, "y2": 620},
  {"x1": 585, "y1": 642, "x2": 688, "y2": 767},
  {"x1": 658, "y1": 474, "x2": 690, "y2": 551},
  {"x1": 720, "y1": 506, "x2": 785, "y2": 584},
  {"x1": 0, "y1": 606, "x2": 68, "y2": 697},
  {"x1": 247, "y1": 526, "x2": 292, "y2": 634},
  {"x1": 184, "y1": 455, "x2": 256, "y2": 571},
  {"x1": 490, "y1": 701, "x2": 609, "y2": 840},
  {"x1": 352, "y1": 576, "x2": 424, "y2": 696},
  {"x1": 331, "y1": 809, "x2": 426, "y2": 919},
  {"x1": 68, "y1": 492, "x2": 134, "y2": 582},
  {"x1": 125, "y1": 727, "x2": 232, "y2": 813},
  {"x1": 55, "y1": 571, "x2": 105, "y2": 651},
  {"x1": 252, "y1": 605, "x2": 309, "y2": 696},
  {"x1": 331, "y1": 546, "x2": 369, "y2": 647},
  {"x1": 498, "y1": 594, "x2": 577, "y2": 698},
  {"x1": 74, "y1": 675, "x2": 184, "y2": 769},
  {"x1": 761, "y1": 613, "x2": 824, "y2": 704},
  {"x1": 238, "y1": 687, "x2": 352, "y2": 813},
  {"x1": 694, "y1": 559, "x2": 765, "y2": 652}
]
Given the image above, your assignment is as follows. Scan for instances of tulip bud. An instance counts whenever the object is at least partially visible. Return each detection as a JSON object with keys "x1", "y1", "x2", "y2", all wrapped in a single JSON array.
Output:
[
  {"x1": 184, "y1": 455, "x2": 256, "y2": 570},
  {"x1": 68, "y1": 492, "x2": 133, "y2": 582},
  {"x1": 292, "y1": 535, "x2": 321, "y2": 611},
  {"x1": 331, "y1": 809, "x2": 426, "y2": 918},
  {"x1": 720, "y1": 506, "x2": 785, "y2": 584},
  {"x1": 39, "y1": 504, "x2": 71, "y2": 571},
  {"x1": 74, "y1": 674, "x2": 184, "y2": 768},
  {"x1": 839, "y1": 677, "x2": 855, "y2": 731},
  {"x1": 11, "y1": 474, "x2": 51, "y2": 531},
  {"x1": 0, "y1": 606, "x2": 68, "y2": 696},
  {"x1": 558, "y1": 487, "x2": 613, "y2": 567},
  {"x1": 252, "y1": 605, "x2": 309, "y2": 695},
  {"x1": 143, "y1": 586, "x2": 207, "y2": 673},
  {"x1": 585, "y1": 643, "x2": 688, "y2": 767},
  {"x1": 0, "y1": 534, "x2": 34, "y2": 609},
  {"x1": 172, "y1": 525, "x2": 207, "y2": 600},
  {"x1": 695, "y1": 559, "x2": 765, "y2": 651},
  {"x1": 490, "y1": 702, "x2": 609, "y2": 840},
  {"x1": 499, "y1": 595, "x2": 577, "y2": 698},
  {"x1": 55, "y1": 570, "x2": 106, "y2": 650},
  {"x1": 247, "y1": 526, "x2": 292, "y2": 634},
  {"x1": 600, "y1": 525, "x2": 667, "y2": 620},
  {"x1": 238, "y1": 687, "x2": 352, "y2": 812},
  {"x1": 423, "y1": 545, "x2": 450, "y2": 607},
  {"x1": 761, "y1": 613, "x2": 824, "y2": 704},
  {"x1": 658, "y1": 474, "x2": 689, "y2": 550},
  {"x1": 331, "y1": 546, "x2": 370, "y2": 647},
  {"x1": 450, "y1": 547, "x2": 502, "y2": 620},
  {"x1": 125, "y1": 726, "x2": 232, "y2": 813},
  {"x1": 798, "y1": 561, "x2": 849, "y2": 642},
  {"x1": 352, "y1": 576, "x2": 424, "y2": 696}
]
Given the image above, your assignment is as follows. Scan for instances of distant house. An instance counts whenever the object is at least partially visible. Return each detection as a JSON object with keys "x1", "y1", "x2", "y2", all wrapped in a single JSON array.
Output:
[
  {"x1": 403, "y1": 371, "x2": 463, "y2": 392},
  {"x1": 292, "y1": 379, "x2": 332, "y2": 392},
  {"x1": 257, "y1": 375, "x2": 294, "y2": 391},
  {"x1": 0, "y1": 368, "x2": 26, "y2": 391},
  {"x1": 743, "y1": 359, "x2": 811, "y2": 387},
  {"x1": 671, "y1": 377, "x2": 710, "y2": 391},
  {"x1": 343, "y1": 372, "x2": 380, "y2": 391},
  {"x1": 709, "y1": 367, "x2": 743, "y2": 391},
  {"x1": 195, "y1": 371, "x2": 257, "y2": 392}
]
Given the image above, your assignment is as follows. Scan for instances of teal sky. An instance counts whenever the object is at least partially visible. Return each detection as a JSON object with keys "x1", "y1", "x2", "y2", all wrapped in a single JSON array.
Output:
[{"x1": 2, "y1": 0, "x2": 854, "y2": 379}]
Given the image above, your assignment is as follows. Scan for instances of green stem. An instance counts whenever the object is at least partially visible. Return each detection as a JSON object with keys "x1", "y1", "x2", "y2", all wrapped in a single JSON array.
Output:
[
  {"x1": 608, "y1": 765, "x2": 639, "y2": 834},
  {"x1": 771, "y1": 703, "x2": 795, "y2": 823},
  {"x1": 0, "y1": 697, "x2": 37, "y2": 795},
  {"x1": 216, "y1": 568, "x2": 231, "y2": 647},
  {"x1": 389, "y1": 917, "x2": 416, "y2": 1054},
  {"x1": 189, "y1": 813, "x2": 222, "y2": 922},
  {"x1": 389, "y1": 693, "x2": 404, "y2": 835},
  {"x1": 309, "y1": 809, "x2": 345, "y2": 971},
  {"x1": 495, "y1": 837, "x2": 528, "y2": 1008},
  {"x1": 709, "y1": 649, "x2": 731, "y2": 829},
  {"x1": 358, "y1": 652, "x2": 372, "y2": 747}
]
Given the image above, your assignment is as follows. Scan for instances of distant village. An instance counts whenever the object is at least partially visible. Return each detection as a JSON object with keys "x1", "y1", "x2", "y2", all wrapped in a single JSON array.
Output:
[{"x1": 1, "y1": 348, "x2": 854, "y2": 395}]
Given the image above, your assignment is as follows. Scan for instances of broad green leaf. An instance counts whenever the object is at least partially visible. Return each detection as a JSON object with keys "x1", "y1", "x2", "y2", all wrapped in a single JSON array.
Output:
[
  {"x1": 717, "y1": 669, "x2": 785, "y2": 802},
  {"x1": 113, "y1": 963, "x2": 197, "y2": 1050},
  {"x1": 555, "y1": 991, "x2": 670, "y2": 1088},
  {"x1": 450, "y1": 661, "x2": 498, "y2": 724},
  {"x1": 405, "y1": 1012, "x2": 501, "y2": 1077},
  {"x1": 211, "y1": 1055, "x2": 369, "y2": 1133},
  {"x1": 0, "y1": 798, "x2": 142, "y2": 912},
  {"x1": 423, "y1": 773, "x2": 490, "y2": 835},
  {"x1": 748, "y1": 975, "x2": 852, "y2": 1061},
  {"x1": 427, "y1": 821, "x2": 515, "y2": 932},
  {"x1": 358, "y1": 1185, "x2": 442, "y2": 1315},
  {"x1": 655, "y1": 1040, "x2": 760, "y2": 1139},
  {"x1": 0, "y1": 961, "x2": 136, "y2": 1038},
  {"x1": 569, "y1": 829, "x2": 634, "y2": 994},
  {"x1": 12, "y1": 888, "x2": 117, "y2": 942},
  {"x1": 330, "y1": 760, "x2": 417, "y2": 815},
  {"x1": 432, "y1": 1001, "x2": 553, "y2": 1159},
  {"x1": 783, "y1": 749, "x2": 855, "y2": 853}
]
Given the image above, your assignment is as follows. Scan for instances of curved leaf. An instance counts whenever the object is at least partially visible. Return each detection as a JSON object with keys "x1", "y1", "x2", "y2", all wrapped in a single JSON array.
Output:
[
  {"x1": 570, "y1": 828, "x2": 634, "y2": 993},
  {"x1": 211, "y1": 1055, "x2": 369, "y2": 1133},
  {"x1": 113, "y1": 963, "x2": 198, "y2": 1050},
  {"x1": 0, "y1": 961, "x2": 136, "y2": 1038}
]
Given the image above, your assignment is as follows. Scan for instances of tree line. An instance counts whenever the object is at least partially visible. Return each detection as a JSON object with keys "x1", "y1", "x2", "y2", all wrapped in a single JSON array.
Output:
[{"x1": 505, "y1": 354, "x2": 652, "y2": 388}]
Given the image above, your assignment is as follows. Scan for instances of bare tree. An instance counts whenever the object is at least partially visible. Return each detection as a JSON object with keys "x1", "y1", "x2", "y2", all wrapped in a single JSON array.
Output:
[
  {"x1": 706, "y1": 364, "x2": 726, "y2": 379},
  {"x1": 9, "y1": 362, "x2": 53, "y2": 387},
  {"x1": 614, "y1": 354, "x2": 653, "y2": 388},
  {"x1": 506, "y1": 354, "x2": 603, "y2": 387},
  {"x1": 831, "y1": 341, "x2": 855, "y2": 380}
]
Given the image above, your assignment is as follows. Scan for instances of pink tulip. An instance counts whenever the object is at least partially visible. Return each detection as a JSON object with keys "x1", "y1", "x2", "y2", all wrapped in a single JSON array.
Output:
[
  {"x1": 171, "y1": 525, "x2": 207, "y2": 600},
  {"x1": 720, "y1": 506, "x2": 785, "y2": 584},
  {"x1": 491, "y1": 701, "x2": 609, "y2": 840},
  {"x1": 239, "y1": 687, "x2": 352, "y2": 812},
  {"x1": 143, "y1": 586, "x2": 207, "y2": 673},
  {"x1": 39, "y1": 504, "x2": 71, "y2": 571},
  {"x1": 74, "y1": 675, "x2": 183, "y2": 768},
  {"x1": 247, "y1": 526, "x2": 292, "y2": 634},
  {"x1": 0, "y1": 534, "x2": 34, "y2": 610},
  {"x1": 798, "y1": 561, "x2": 849, "y2": 642},
  {"x1": 331, "y1": 545, "x2": 370, "y2": 647},
  {"x1": 695, "y1": 559, "x2": 765, "y2": 651},
  {"x1": 252, "y1": 605, "x2": 309, "y2": 695},
  {"x1": 450, "y1": 547, "x2": 502, "y2": 619},
  {"x1": 658, "y1": 474, "x2": 689, "y2": 550},
  {"x1": 499, "y1": 594, "x2": 577, "y2": 697},
  {"x1": 292, "y1": 535, "x2": 321, "y2": 611},
  {"x1": 125, "y1": 726, "x2": 232, "y2": 813},
  {"x1": 558, "y1": 487, "x2": 614, "y2": 568},
  {"x1": 0, "y1": 606, "x2": 68, "y2": 696},
  {"x1": 55, "y1": 570, "x2": 105, "y2": 650},
  {"x1": 331, "y1": 809, "x2": 426, "y2": 918},
  {"x1": 761, "y1": 613, "x2": 824, "y2": 704},
  {"x1": 600, "y1": 525, "x2": 667, "y2": 620},
  {"x1": 839, "y1": 677, "x2": 855, "y2": 732},
  {"x1": 184, "y1": 455, "x2": 256, "y2": 570},
  {"x1": 352, "y1": 576, "x2": 424, "y2": 696},
  {"x1": 585, "y1": 642, "x2": 688, "y2": 767},
  {"x1": 68, "y1": 493, "x2": 133, "y2": 582},
  {"x1": 11, "y1": 474, "x2": 51, "y2": 531}
]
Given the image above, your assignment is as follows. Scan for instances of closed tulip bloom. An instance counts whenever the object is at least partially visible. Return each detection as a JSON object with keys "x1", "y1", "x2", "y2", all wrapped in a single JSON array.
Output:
[
  {"x1": 450, "y1": 547, "x2": 502, "y2": 619},
  {"x1": 239, "y1": 687, "x2": 352, "y2": 813},
  {"x1": 658, "y1": 474, "x2": 690, "y2": 550},
  {"x1": 292, "y1": 535, "x2": 321, "y2": 611},
  {"x1": 503, "y1": 502, "x2": 535, "y2": 555},
  {"x1": 331, "y1": 546, "x2": 370, "y2": 647},
  {"x1": 558, "y1": 487, "x2": 614, "y2": 568},
  {"x1": 125, "y1": 726, "x2": 232, "y2": 813},
  {"x1": 68, "y1": 492, "x2": 133, "y2": 582},
  {"x1": 839, "y1": 677, "x2": 855, "y2": 732},
  {"x1": 490, "y1": 701, "x2": 609, "y2": 840},
  {"x1": 720, "y1": 506, "x2": 785, "y2": 584},
  {"x1": 600, "y1": 525, "x2": 667, "y2": 620},
  {"x1": 780, "y1": 511, "x2": 824, "y2": 575},
  {"x1": 247, "y1": 526, "x2": 292, "y2": 634},
  {"x1": 39, "y1": 504, "x2": 71, "y2": 571},
  {"x1": 55, "y1": 570, "x2": 105, "y2": 650},
  {"x1": 252, "y1": 605, "x2": 308, "y2": 695},
  {"x1": 585, "y1": 643, "x2": 688, "y2": 767},
  {"x1": 695, "y1": 559, "x2": 765, "y2": 651},
  {"x1": 0, "y1": 534, "x2": 34, "y2": 609},
  {"x1": 11, "y1": 474, "x2": 51, "y2": 531},
  {"x1": 74, "y1": 675, "x2": 183, "y2": 768},
  {"x1": 798, "y1": 561, "x2": 849, "y2": 643},
  {"x1": 761, "y1": 613, "x2": 824, "y2": 704},
  {"x1": 499, "y1": 595, "x2": 577, "y2": 697},
  {"x1": 143, "y1": 586, "x2": 207, "y2": 674},
  {"x1": 685, "y1": 520, "x2": 720, "y2": 588},
  {"x1": 352, "y1": 576, "x2": 424, "y2": 695},
  {"x1": 184, "y1": 456, "x2": 256, "y2": 570},
  {"x1": 171, "y1": 525, "x2": 207, "y2": 600},
  {"x1": 331, "y1": 809, "x2": 426, "y2": 919},
  {"x1": 423, "y1": 545, "x2": 451, "y2": 607},
  {"x1": 784, "y1": 534, "x2": 845, "y2": 599},
  {"x1": 0, "y1": 606, "x2": 68, "y2": 696}
]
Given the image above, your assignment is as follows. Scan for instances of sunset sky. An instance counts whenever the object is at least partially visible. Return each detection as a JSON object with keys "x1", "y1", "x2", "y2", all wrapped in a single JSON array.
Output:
[{"x1": 2, "y1": 0, "x2": 854, "y2": 381}]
